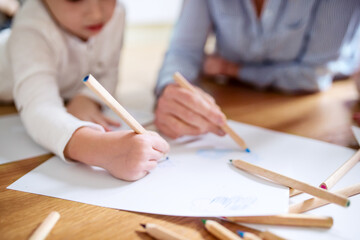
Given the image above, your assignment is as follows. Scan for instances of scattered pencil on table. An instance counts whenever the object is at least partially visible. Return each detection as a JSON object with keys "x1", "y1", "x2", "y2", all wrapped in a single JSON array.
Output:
[
  {"x1": 29, "y1": 211, "x2": 60, "y2": 240},
  {"x1": 258, "y1": 231, "x2": 286, "y2": 240},
  {"x1": 202, "y1": 219, "x2": 242, "y2": 240},
  {"x1": 83, "y1": 74, "x2": 146, "y2": 134},
  {"x1": 140, "y1": 223, "x2": 187, "y2": 240},
  {"x1": 289, "y1": 183, "x2": 360, "y2": 213},
  {"x1": 226, "y1": 214, "x2": 333, "y2": 228},
  {"x1": 173, "y1": 72, "x2": 250, "y2": 153},
  {"x1": 230, "y1": 159, "x2": 350, "y2": 207},
  {"x1": 237, "y1": 230, "x2": 262, "y2": 240},
  {"x1": 289, "y1": 188, "x2": 303, "y2": 197},
  {"x1": 320, "y1": 150, "x2": 360, "y2": 190}
]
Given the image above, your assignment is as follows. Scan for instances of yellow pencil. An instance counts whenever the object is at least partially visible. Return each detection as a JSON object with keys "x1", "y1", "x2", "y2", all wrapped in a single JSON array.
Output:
[
  {"x1": 83, "y1": 74, "x2": 146, "y2": 134},
  {"x1": 140, "y1": 223, "x2": 188, "y2": 240},
  {"x1": 230, "y1": 159, "x2": 350, "y2": 207},
  {"x1": 29, "y1": 211, "x2": 60, "y2": 240},
  {"x1": 202, "y1": 219, "x2": 242, "y2": 240},
  {"x1": 173, "y1": 72, "x2": 250, "y2": 152},
  {"x1": 319, "y1": 150, "x2": 360, "y2": 190},
  {"x1": 289, "y1": 183, "x2": 360, "y2": 213},
  {"x1": 226, "y1": 214, "x2": 333, "y2": 228}
]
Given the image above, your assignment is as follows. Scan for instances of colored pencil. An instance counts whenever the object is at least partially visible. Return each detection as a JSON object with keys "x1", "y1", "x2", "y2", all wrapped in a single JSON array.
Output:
[
  {"x1": 289, "y1": 188, "x2": 302, "y2": 197},
  {"x1": 230, "y1": 159, "x2": 350, "y2": 207},
  {"x1": 320, "y1": 150, "x2": 360, "y2": 190},
  {"x1": 173, "y1": 72, "x2": 250, "y2": 152},
  {"x1": 83, "y1": 74, "x2": 146, "y2": 134},
  {"x1": 202, "y1": 219, "x2": 242, "y2": 240},
  {"x1": 237, "y1": 231, "x2": 262, "y2": 240},
  {"x1": 259, "y1": 231, "x2": 286, "y2": 240},
  {"x1": 289, "y1": 183, "x2": 360, "y2": 213},
  {"x1": 29, "y1": 211, "x2": 60, "y2": 240},
  {"x1": 140, "y1": 223, "x2": 187, "y2": 240},
  {"x1": 227, "y1": 214, "x2": 333, "y2": 228}
]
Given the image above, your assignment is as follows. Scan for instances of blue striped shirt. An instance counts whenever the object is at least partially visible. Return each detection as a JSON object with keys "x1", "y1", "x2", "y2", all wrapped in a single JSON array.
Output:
[{"x1": 155, "y1": 0, "x2": 360, "y2": 95}]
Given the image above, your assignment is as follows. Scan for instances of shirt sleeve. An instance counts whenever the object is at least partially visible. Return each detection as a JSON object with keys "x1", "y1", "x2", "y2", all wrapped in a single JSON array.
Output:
[
  {"x1": 155, "y1": 0, "x2": 212, "y2": 97},
  {"x1": 240, "y1": 63, "x2": 334, "y2": 92},
  {"x1": 239, "y1": 1, "x2": 360, "y2": 93},
  {"x1": 9, "y1": 28, "x2": 104, "y2": 161}
]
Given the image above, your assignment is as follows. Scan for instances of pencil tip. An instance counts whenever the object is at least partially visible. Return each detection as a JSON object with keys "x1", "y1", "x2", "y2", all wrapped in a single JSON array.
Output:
[
  {"x1": 347, "y1": 200, "x2": 351, "y2": 207},
  {"x1": 83, "y1": 75, "x2": 89, "y2": 82},
  {"x1": 140, "y1": 224, "x2": 146, "y2": 229},
  {"x1": 245, "y1": 148, "x2": 251, "y2": 153},
  {"x1": 229, "y1": 159, "x2": 233, "y2": 163},
  {"x1": 201, "y1": 219, "x2": 207, "y2": 224},
  {"x1": 237, "y1": 231, "x2": 244, "y2": 237}
]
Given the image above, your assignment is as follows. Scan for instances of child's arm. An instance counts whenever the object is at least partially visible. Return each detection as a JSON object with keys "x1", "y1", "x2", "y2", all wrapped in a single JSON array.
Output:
[{"x1": 64, "y1": 127, "x2": 169, "y2": 181}]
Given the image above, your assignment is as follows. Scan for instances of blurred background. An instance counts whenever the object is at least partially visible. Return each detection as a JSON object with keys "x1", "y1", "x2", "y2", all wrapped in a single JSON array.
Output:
[{"x1": 116, "y1": 0, "x2": 183, "y2": 111}]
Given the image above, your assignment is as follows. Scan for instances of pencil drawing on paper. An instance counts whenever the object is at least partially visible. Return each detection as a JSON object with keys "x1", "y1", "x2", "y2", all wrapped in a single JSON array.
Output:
[{"x1": 191, "y1": 195, "x2": 257, "y2": 212}]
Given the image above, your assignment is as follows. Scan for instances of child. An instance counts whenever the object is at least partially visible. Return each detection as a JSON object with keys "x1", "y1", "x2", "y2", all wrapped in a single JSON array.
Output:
[{"x1": 0, "y1": 0, "x2": 169, "y2": 181}]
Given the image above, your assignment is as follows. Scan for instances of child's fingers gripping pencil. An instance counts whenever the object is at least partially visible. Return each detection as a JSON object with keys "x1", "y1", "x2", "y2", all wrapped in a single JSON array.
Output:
[
  {"x1": 83, "y1": 74, "x2": 168, "y2": 161},
  {"x1": 83, "y1": 74, "x2": 146, "y2": 134},
  {"x1": 173, "y1": 72, "x2": 250, "y2": 152}
]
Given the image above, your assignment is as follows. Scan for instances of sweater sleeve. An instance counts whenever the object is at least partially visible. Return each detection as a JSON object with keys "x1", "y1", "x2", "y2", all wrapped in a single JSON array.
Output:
[{"x1": 9, "y1": 28, "x2": 104, "y2": 161}]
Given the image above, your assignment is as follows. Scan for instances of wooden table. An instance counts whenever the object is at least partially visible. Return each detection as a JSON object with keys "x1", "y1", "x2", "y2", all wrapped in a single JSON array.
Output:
[{"x1": 0, "y1": 78, "x2": 359, "y2": 239}]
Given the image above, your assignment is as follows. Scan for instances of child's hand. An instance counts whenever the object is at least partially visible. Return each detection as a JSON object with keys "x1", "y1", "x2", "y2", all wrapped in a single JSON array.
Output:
[
  {"x1": 64, "y1": 127, "x2": 170, "y2": 181},
  {"x1": 66, "y1": 95, "x2": 120, "y2": 131}
]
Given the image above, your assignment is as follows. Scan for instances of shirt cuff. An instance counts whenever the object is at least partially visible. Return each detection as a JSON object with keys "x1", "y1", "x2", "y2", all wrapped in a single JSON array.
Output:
[{"x1": 57, "y1": 120, "x2": 105, "y2": 162}]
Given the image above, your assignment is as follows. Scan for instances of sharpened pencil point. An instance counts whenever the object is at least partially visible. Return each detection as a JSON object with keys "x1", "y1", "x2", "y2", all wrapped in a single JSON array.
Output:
[
  {"x1": 83, "y1": 75, "x2": 89, "y2": 82},
  {"x1": 201, "y1": 219, "x2": 207, "y2": 224},
  {"x1": 140, "y1": 224, "x2": 146, "y2": 229},
  {"x1": 245, "y1": 148, "x2": 251, "y2": 153},
  {"x1": 347, "y1": 200, "x2": 350, "y2": 207},
  {"x1": 237, "y1": 231, "x2": 244, "y2": 237},
  {"x1": 229, "y1": 159, "x2": 233, "y2": 163}
]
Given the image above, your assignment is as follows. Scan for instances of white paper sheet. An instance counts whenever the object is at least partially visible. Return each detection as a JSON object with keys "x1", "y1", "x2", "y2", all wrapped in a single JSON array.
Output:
[
  {"x1": 8, "y1": 120, "x2": 292, "y2": 217},
  {"x1": 0, "y1": 114, "x2": 49, "y2": 164}
]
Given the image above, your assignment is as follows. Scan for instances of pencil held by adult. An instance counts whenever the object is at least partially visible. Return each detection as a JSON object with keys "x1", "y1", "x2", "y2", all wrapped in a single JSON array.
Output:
[
  {"x1": 155, "y1": 77, "x2": 226, "y2": 139},
  {"x1": 156, "y1": 71, "x2": 250, "y2": 151}
]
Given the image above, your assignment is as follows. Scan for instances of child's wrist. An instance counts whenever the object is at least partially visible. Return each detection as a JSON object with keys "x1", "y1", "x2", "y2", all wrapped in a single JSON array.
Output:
[{"x1": 64, "y1": 127, "x2": 103, "y2": 165}]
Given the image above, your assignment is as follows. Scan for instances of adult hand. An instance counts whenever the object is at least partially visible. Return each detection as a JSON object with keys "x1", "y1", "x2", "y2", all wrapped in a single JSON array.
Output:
[
  {"x1": 155, "y1": 84, "x2": 226, "y2": 139},
  {"x1": 66, "y1": 95, "x2": 120, "y2": 131},
  {"x1": 203, "y1": 55, "x2": 240, "y2": 78}
]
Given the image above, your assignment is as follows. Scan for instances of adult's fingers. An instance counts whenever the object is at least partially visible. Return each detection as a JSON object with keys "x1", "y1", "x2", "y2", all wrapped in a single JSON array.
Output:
[
  {"x1": 158, "y1": 97, "x2": 214, "y2": 132},
  {"x1": 155, "y1": 113, "x2": 204, "y2": 137},
  {"x1": 164, "y1": 85, "x2": 225, "y2": 126}
]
